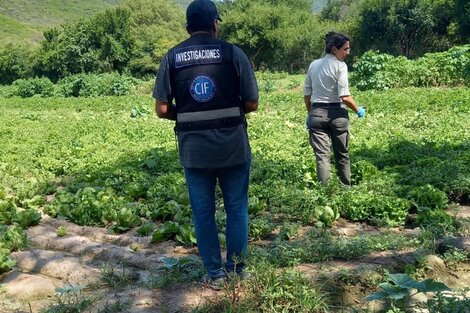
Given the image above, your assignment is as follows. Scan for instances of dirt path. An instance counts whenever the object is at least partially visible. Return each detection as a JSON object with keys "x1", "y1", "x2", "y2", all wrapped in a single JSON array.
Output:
[
  {"x1": 1, "y1": 207, "x2": 469, "y2": 312},
  {"x1": 0, "y1": 215, "x2": 214, "y2": 313}
]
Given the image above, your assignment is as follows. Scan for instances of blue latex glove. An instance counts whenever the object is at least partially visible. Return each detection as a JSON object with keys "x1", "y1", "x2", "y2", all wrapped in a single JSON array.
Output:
[{"x1": 357, "y1": 106, "x2": 366, "y2": 118}]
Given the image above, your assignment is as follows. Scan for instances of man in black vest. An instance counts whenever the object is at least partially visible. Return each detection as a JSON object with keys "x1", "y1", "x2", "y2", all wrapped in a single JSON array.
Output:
[{"x1": 153, "y1": 0, "x2": 258, "y2": 290}]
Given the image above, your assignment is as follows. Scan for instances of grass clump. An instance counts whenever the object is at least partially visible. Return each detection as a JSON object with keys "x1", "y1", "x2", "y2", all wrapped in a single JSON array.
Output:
[{"x1": 194, "y1": 263, "x2": 330, "y2": 313}]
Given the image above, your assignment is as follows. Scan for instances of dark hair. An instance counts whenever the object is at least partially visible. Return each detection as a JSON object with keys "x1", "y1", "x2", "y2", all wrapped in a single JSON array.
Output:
[{"x1": 324, "y1": 32, "x2": 349, "y2": 54}]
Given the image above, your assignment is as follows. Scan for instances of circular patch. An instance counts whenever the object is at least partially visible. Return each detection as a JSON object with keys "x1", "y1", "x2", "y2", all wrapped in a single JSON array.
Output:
[{"x1": 190, "y1": 75, "x2": 216, "y2": 102}]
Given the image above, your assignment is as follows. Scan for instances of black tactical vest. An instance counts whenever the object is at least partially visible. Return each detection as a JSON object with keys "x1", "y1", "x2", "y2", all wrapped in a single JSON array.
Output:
[{"x1": 168, "y1": 34, "x2": 244, "y2": 131}]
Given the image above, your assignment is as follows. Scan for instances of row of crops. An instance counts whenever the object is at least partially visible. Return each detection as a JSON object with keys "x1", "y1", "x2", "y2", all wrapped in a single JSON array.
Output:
[{"x1": 1, "y1": 79, "x2": 470, "y2": 273}]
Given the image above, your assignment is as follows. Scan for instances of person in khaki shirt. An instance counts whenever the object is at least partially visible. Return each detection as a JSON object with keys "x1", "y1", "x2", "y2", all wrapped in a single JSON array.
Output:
[{"x1": 304, "y1": 32, "x2": 365, "y2": 186}]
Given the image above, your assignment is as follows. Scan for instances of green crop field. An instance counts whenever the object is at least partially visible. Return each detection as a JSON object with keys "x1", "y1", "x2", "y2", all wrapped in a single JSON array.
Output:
[
  {"x1": 0, "y1": 0, "x2": 468, "y2": 310},
  {"x1": 1, "y1": 76, "x2": 469, "y2": 234},
  {"x1": 1, "y1": 75, "x2": 470, "y2": 311}
]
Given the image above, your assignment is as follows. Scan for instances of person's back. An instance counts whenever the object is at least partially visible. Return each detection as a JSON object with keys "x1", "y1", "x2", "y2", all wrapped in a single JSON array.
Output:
[
  {"x1": 304, "y1": 32, "x2": 365, "y2": 186},
  {"x1": 307, "y1": 54, "x2": 348, "y2": 104},
  {"x1": 152, "y1": 0, "x2": 258, "y2": 290},
  {"x1": 166, "y1": 33, "x2": 251, "y2": 168}
]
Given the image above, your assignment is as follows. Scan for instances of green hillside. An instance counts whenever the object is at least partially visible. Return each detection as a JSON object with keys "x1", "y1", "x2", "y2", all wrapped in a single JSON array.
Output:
[
  {"x1": 0, "y1": 0, "x2": 120, "y2": 26},
  {"x1": 0, "y1": 12, "x2": 43, "y2": 44},
  {"x1": 0, "y1": 0, "x2": 121, "y2": 44},
  {"x1": 0, "y1": 0, "x2": 193, "y2": 44}
]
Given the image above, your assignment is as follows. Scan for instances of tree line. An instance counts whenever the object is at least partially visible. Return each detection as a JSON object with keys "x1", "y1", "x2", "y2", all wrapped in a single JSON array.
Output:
[{"x1": 0, "y1": 0, "x2": 468, "y2": 84}]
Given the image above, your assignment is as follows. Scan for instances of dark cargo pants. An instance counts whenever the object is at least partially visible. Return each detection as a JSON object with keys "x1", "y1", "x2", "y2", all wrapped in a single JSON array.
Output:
[{"x1": 307, "y1": 104, "x2": 350, "y2": 186}]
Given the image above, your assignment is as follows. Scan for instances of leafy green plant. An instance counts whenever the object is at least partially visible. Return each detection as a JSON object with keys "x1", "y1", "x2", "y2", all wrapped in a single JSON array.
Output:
[
  {"x1": 312, "y1": 205, "x2": 340, "y2": 228},
  {"x1": 0, "y1": 225, "x2": 27, "y2": 251},
  {"x1": 287, "y1": 78, "x2": 301, "y2": 89},
  {"x1": 175, "y1": 224, "x2": 196, "y2": 246},
  {"x1": 334, "y1": 189, "x2": 410, "y2": 227},
  {"x1": 56, "y1": 226, "x2": 68, "y2": 237},
  {"x1": 0, "y1": 248, "x2": 16, "y2": 274},
  {"x1": 0, "y1": 200, "x2": 17, "y2": 225},
  {"x1": 277, "y1": 222, "x2": 300, "y2": 241},
  {"x1": 249, "y1": 217, "x2": 273, "y2": 241},
  {"x1": 259, "y1": 72, "x2": 276, "y2": 93},
  {"x1": 48, "y1": 187, "x2": 127, "y2": 227},
  {"x1": 246, "y1": 264, "x2": 330, "y2": 312},
  {"x1": 427, "y1": 288, "x2": 470, "y2": 313},
  {"x1": 136, "y1": 222, "x2": 156, "y2": 236},
  {"x1": 268, "y1": 230, "x2": 419, "y2": 267},
  {"x1": 409, "y1": 184, "x2": 448, "y2": 211},
  {"x1": 12, "y1": 208, "x2": 41, "y2": 228},
  {"x1": 130, "y1": 104, "x2": 151, "y2": 119},
  {"x1": 107, "y1": 207, "x2": 142, "y2": 233},
  {"x1": 351, "y1": 160, "x2": 380, "y2": 185},
  {"x1": 56, "y1": 73, "x2": 137, "y2": 97},
  {"x1": 351, "y1": 50, "x2": 395, "y2": 91},
  {"x1": 248, "y1": 196, "x2": 266, "y2": 215},
  {"x1": 351, "y1": 45, "x2": 470, "y2": 90},
  {"x1": 442, "y1": 247, "x2": 468, "y2": 270},
  {"x1": 151, "y1": 221, "x2": 180, "y2": 243},
  {"x1": 365, "y1": 273, "x2": 450, "y2": 311},
  {"x1": 415, "y1": 209, "x2": 455, "y2": 236}
]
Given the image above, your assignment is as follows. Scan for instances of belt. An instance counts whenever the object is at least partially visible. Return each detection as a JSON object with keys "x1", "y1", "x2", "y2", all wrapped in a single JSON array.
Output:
[{"x1": 312, "y1": 102, "x2": 341, "y2": 107}]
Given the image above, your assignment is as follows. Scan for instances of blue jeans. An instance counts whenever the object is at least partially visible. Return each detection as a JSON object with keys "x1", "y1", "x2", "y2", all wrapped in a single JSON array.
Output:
[{"x1": 184, "y1": 161, "x2": 250, "y2": 278}]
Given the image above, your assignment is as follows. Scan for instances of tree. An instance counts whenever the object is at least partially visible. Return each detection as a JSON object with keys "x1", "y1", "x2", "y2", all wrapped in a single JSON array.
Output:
[
  {"x1": 320, "y1": 0, "x2": 363, "y2": 21},
  {"x1": 32, "y1": 0, "x2": 186, "y2": 80},
  {"x1": 123, "y1": 0, "x2": 186, "y2": 77},
  {"x1": 33, "y1": 8, "x2": 134, "y2": 81},
  {"x1": 219, "y1": 0, "x2": 333, "y2": 72},
  {"x1": 91, "y1": 7, "x2": 135, "y2": 73},
  {"x1": 356, "y1": 0, "x2": 436, "y2": 58},
  {"x1": 0, "y1": 42, "x2": 34, "y2": 84},
  {"x1": 454, "y1": 0, "x2": 470, "y2": 41}
]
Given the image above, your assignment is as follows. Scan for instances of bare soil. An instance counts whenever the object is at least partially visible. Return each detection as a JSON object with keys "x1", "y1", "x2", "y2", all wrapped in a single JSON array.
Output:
[{"x1": 1, "y1": 207, "x2": 470, "y2": 313}]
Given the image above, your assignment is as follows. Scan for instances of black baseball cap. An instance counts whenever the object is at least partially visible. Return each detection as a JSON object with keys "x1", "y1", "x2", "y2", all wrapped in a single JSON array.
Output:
[{"x1": 186, "y1": 0, "x2": 222, "y2": 29}]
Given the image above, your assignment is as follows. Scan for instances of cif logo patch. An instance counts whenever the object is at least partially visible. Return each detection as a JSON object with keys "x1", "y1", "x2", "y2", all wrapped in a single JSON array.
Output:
[{"x1": 190, "y1": 75, "x2": 216, "y2": 102}]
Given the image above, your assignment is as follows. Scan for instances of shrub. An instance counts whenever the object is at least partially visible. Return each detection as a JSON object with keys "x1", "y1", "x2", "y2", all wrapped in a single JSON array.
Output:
[
  {"x1": 350, "y1": 50, "x2": 395, "y2": 90},
  {"x1": 57, "y1": 73, "x2": 137, "y2": 97},
  {"x1": 12, "y1": 77, "x2": 55, "y2": 97},
  {"x1": 351, "y1": 45, "x2": 470, "y2": 90},
  {"x1": 56, "y1": 74, "x2": 88, "y2": 97}
]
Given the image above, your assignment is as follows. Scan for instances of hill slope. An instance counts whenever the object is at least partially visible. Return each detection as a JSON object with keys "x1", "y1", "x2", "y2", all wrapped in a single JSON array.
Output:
[
  {"x1": 0, "y1": 0, "x2": 120, "y2": 26},
  {"x1": 0, "y1": 0, "x2": 122, "y2": 44},
  {"x1": 0, "y1": 12, "x2": 43, "y2": 44},
  {"x1": 0, "y1": 0, "x2": 194, "y2": 45}
]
